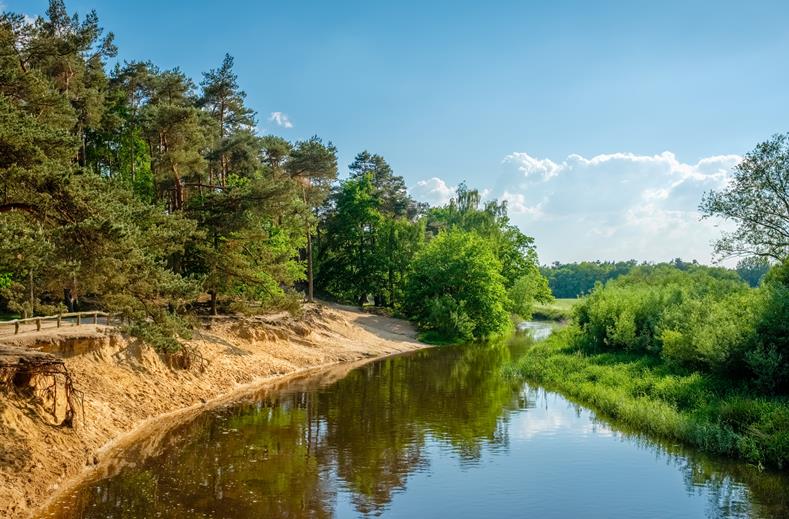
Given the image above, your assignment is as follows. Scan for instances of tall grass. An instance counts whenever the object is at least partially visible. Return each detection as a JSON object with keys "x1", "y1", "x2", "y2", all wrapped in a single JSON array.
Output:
[{"x1": 531, "y1": 298, "x2": 578, "y2": 321}]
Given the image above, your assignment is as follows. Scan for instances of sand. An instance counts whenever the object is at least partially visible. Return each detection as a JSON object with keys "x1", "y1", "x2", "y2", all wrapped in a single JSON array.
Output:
[{"x1": 0, "y1": 303, "x2": 426, "y2": 518}]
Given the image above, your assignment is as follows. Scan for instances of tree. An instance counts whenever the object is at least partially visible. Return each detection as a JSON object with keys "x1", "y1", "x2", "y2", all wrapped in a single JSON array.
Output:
[
  {"x1": 404, "y1": 230, "x2": 510, "y2": 342},
  {"x1": 199, "y1": 54, "x2": 255, "y2": 187},
  {"x1": 507, "y1": 264, "x2": 553, "y2": 319},
  {"x1": 21, "y1": 1, "x2": 117, "y2": 166},
  {"x1": 348, "y1": 151, "x2": 417, "y2": 218},
  {"x1": 426, "y1": 183, "x2": 543, "y2": 288},
  {"x1": 141, "y1": 69, "x2": 207, "y2": 210},
  {"x1": 286, "y1": 137, "x2": 338, "y2": 301},
  {"x1": 701, "y1": 133, "x2": 789, "y2": 261},
  {"x1": 316, "y1": 174, "x2": 383, "y2": 304},
  {"x1": 541, "y1": 260, "x2": 637, "y2": 298},
  {"x1": 736, "y1": 256, "x2": 771, "y2": 287}
]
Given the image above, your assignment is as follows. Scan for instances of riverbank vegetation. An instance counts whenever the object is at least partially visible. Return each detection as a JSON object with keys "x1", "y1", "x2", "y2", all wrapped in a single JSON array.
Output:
[
  {"x1": 516, "y1": 261, "x2": 789, "y2": 468},
  {"x1": 0, "y1": 1, "x2": 551, "y2": 347},
  {"x1": 514, "y1": 131, "x2": 789, "y2": 466}
]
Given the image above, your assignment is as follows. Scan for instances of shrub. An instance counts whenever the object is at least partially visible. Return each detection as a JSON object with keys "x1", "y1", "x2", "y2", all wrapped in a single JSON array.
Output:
[{"x1": 404, "y1": 229, "x2": 510, "y2": 342}]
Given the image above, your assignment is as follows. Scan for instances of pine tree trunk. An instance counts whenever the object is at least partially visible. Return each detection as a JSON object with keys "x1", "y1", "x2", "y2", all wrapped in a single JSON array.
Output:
[
  {"x1": 28, "y1": 269, "x2": 34, "y2": 316},
  {"x1": 307, "y1": 224, "x2": 314, "y2": 302}
]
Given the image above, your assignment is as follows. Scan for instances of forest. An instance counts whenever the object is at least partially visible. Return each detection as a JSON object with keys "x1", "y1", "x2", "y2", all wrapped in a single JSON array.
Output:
[{"x1": 0, "y1": 1, "x2": 552, "y2": 347}]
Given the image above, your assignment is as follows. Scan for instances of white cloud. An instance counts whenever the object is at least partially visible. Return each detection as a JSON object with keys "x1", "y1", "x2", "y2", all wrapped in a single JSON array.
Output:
[
  {"x1": 268, "y1": 111, "x2": 293, "y2": 128},
  {"x1": 501, "y1": 191, "x2": 543, "y2": 218},
  {"x1": 410, "y1": 177, "x2": 455, "y2": 206},
  {"x1": 499, "y1": 150, "x2": 741, "y2": 264},
  {"x1": 504, "y1": 152, "x2": 562, "y2": 179},
  {"x1": 413, "y1": 151, "x2": 741, "y2": 264}
]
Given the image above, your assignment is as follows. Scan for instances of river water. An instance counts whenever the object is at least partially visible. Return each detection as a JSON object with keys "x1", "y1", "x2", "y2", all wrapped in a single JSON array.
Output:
[{"x1": 42, "y1": 323, "x2": 789, "y2": 518}]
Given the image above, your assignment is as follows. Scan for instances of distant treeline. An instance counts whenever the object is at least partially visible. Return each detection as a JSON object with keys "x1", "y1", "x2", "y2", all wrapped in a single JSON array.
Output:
[{"x1": 542, "y1": 257, "x2": 772, "y2": 298}]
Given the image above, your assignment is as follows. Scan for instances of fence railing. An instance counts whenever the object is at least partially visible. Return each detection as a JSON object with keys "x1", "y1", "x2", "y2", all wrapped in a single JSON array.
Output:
[{"x1": 0, "y1": 311, "x2": 120, "y2": 336}]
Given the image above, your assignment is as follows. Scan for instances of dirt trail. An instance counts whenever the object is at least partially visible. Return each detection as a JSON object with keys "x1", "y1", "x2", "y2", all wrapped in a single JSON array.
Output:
[{"x1": 0, "y1": 303, "x2": 425, "y2": 519}]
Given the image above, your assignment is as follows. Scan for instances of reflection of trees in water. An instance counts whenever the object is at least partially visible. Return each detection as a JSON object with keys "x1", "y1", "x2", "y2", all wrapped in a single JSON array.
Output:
[
  {"x1": 630, "y1": 427, "x2": 789, "y2": 519},
  {"x1": 46, "y1": 333, "x2": 789, "y2": 519},
  {"x1": 50, "y1": 341, "x2": 529, "y2": 518},
  {"x1": 320, "y1": 340, "x2": 527, "y2": 513},
  {"x1": 535, "y1": 386, "x2": 789, "y2": 519}
]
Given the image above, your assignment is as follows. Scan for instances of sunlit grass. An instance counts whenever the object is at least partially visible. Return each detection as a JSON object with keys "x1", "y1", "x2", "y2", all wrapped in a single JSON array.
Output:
[
  {"x1": 514, "y1": 328, "x2": 789, "y2": 469},
  {"x1": 531, "y1": 298, "x2": 579, "y2": 321}
]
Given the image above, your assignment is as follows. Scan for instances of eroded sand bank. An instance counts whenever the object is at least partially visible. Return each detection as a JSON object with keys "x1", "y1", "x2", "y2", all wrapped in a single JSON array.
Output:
[{"x1": 0, "y1": 304, "x2": 425, "y2": 518}]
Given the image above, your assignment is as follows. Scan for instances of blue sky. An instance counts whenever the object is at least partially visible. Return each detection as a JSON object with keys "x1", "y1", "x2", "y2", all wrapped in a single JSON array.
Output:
[{"x1": 7, "y1": 0, "x2": 789, "y2": 264}]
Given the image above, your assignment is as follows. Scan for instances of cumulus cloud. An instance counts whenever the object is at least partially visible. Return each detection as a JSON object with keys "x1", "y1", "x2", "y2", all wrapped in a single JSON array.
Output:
[
  {"x1": 268, "y1": 111, "x2": 293, "y2": 128},
  {"x1": 500, "y1": 150, "x2": 741, "y2": 263},
  {"x1": 412, "y1": 150, "x2": 741, "y2": 264},
  {"x1": 410, "y1": 177, "x2": 455, "y2": 206}
]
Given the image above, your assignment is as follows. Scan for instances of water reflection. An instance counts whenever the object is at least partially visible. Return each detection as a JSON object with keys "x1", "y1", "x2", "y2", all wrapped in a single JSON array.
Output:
[{"x1": 41, "y1": 329, "x2": 789, "y2": 519}]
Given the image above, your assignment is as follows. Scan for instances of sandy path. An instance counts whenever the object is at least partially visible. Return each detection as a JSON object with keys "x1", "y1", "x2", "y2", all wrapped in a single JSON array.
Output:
[{"x1": 0, "y1": 303, "x2": 426, "y2": 518}]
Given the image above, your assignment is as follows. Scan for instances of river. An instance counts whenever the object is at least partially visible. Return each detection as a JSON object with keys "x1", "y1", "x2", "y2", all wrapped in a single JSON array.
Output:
[{"x1": 41, "y1": 323, "x2": 789, "y2": 518}]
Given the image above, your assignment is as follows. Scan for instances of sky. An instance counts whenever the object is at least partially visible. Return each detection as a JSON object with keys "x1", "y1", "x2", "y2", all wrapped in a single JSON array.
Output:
[{"x1": 7, "y1": 0, "x2": 789, "y2": 264}]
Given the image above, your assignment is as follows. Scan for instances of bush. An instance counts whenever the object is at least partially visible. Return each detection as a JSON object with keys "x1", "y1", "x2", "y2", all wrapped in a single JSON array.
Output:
[
  {"x1": 570, "y1": 260, "x2": 789, "y2": 393},
  {"x1": 404, "y1": 230, "x2": 510, "y2": 342}
]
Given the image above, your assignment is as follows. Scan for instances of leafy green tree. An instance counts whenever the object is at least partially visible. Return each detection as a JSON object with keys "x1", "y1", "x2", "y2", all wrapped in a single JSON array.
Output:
[
  {"x1": 22, "y1": 0, "x2": 117, "y2": 166},
  {"x1": 404, "y1": 229, "x2": 510, "y2": 342},
  {"x1": 507, "y1": 264, "x2": 553, "y2": 319},
  {"x1": 541, "y1": 260, "x2": 638, "y2": 298},
  {"x1": 701, "y1": 133, "x2": 789, "y2": 261},
  {"x1": 736, "y1": 256, "x2": 771, "y2": 287},
  {"x1": 427, "y1": 184, "x2": 541, "y2": 288},
  {"x1": 140, "y1": 69, "x2": 207, "y2": 210},
  {"x1": 316, "y1": 174, "x2": 384, "y2": 303},
  {"x1": 86, "y1": 61, "x2": 156, "y2": 200}
]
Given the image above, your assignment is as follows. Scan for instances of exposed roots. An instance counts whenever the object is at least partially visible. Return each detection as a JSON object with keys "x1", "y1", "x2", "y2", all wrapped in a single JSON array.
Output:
[{"x1": 0, "y1": 345, "x2": 84, "y2": 427}]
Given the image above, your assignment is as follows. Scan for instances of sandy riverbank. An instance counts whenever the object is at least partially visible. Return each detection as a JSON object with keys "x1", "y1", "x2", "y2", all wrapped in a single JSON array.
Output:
[{"x1": 0, "y1": 303, "x2": 425, "y2": 518}]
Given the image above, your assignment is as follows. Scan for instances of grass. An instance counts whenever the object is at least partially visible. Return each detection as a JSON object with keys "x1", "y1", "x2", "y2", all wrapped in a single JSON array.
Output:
[
  {"x1": 512, "y1": 328, "x2": 789, "y2": 470},
  {"x1": 531, "y1": 298, "x2": 579, "y2": 321}
]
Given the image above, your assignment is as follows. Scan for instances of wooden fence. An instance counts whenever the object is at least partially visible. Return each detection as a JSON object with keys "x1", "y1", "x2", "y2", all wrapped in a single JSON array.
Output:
[{"x1": 0, "y1": 311, "x2": 120, "y2": 336}]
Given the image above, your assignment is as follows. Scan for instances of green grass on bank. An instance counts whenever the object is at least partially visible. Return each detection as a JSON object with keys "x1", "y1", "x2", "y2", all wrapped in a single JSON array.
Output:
[
  {"x1": 512, "y1": 328, "x2": 789, "y2": 469},
  {"x1": 531, "y1": 298, "x2": 579, "y2": 321}
]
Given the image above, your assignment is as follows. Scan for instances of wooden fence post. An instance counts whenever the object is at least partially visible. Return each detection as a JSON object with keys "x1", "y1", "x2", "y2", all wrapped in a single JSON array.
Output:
[
  {"x1": 14, "y1": 321, "x2": 19, "y2": 334},
  {"x1": 57, "y1": 314, "x2": 62, "y2": 328},
  {"x1": 36, "y1": 318, "x2": 41, "y2": 331},
  {"x1": 93, "y1": 312, "x2": 98, "y2": 325},
  {"x1": 76, "y1": 314, "x2": 81, "y2": 326}
]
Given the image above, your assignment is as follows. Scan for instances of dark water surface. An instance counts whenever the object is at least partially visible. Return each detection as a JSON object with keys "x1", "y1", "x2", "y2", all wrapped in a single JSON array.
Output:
[{"x1": 42, "y1": 324, "x2": 789, "y2": 518}]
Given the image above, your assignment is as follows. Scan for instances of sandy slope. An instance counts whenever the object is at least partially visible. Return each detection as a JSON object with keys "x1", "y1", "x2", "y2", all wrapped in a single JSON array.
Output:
[{"x1": 0, "y1": 304, "x2": 425, "y2": 518}]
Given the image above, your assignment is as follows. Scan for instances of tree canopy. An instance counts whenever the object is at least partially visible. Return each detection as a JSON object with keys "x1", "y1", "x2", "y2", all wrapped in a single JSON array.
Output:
[{"x1": 701, "y1": 133, "x2": 789, "y2": 261}]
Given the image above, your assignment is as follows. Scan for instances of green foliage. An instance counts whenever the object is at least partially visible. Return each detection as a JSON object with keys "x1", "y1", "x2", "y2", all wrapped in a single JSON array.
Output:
[
  {"x1": 570, "y1": 261, "x2": 789, "y2": 393},
  {"x1": 404, "y1": 230, "x2": 510, "y2": 342},
  {"x1": 316, "y1": 162, "x2": 422, "y2": 307},
  {"x1": 541, "y1": 260, "x2": 638, "y2": 298},
  {"x1": 514, "y1": 329, "x2": 789, "y2": 469},
  {"x1": 125, "y1": 312, "x2": 194, "y2": 353},
  {"x1": 507, "y1": 264, "x2": 553, "y2": 319},
  {"x1": 531, "y1": 298, "x2": 578, "y2": 321},
  {"x1": 2, "y1": 0, "x2": 549, "y2": 348},
  {"x1": 736, "y1": 256, "x2": 771, "y2": 287},
  {"x1": 426, "y1": 183, "x2": 540, "y2": 287},
  {"x1": 700, "y1": 133, "x2": 789, "y2": 261}
]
